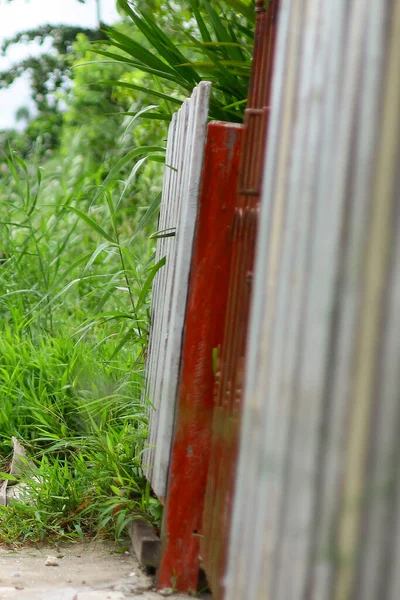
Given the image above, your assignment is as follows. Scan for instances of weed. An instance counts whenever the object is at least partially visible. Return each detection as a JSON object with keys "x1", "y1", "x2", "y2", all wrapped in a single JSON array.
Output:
[{"x1": 0, "y1": 131, "x2": 163, "y2": 543}]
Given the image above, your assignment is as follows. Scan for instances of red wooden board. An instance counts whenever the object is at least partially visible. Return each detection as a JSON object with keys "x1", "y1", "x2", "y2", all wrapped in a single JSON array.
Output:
[{"x1": 157, "y1": 122, "x2": 243, "y2": 593}]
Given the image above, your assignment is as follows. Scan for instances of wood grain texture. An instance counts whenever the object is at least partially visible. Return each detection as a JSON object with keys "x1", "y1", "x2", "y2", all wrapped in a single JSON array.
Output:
[{"x1": 142, "y1": 83, "x2": 211, "y2": 499}]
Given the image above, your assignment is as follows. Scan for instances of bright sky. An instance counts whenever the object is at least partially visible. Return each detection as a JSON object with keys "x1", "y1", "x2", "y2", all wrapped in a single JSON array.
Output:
[{"x1": 0, "y1": 0, "x2": 120, "y2": 129}]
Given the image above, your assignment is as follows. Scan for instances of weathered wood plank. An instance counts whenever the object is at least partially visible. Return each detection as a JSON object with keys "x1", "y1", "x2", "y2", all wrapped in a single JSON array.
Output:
[
  {"x1": 128, "y1": 519, "x2": 161, "y2": 569},
  {"x1": 142, "y1": 82, "x2": 211, "y2": 499}
]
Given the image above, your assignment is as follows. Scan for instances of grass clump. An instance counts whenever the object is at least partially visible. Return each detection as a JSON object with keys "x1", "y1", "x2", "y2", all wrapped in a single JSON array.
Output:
[
  {"x1": 0, "y1": 331, "x2": 160, "y2": 543},
  {"x1": 0, "y1": 129, "x2": 163, "y2": 543}
]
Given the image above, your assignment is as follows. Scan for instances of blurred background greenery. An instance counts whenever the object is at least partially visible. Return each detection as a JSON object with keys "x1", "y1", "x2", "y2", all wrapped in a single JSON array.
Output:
[{"x1": 0, "y1": 0, "x2": 255, "y2": 543}]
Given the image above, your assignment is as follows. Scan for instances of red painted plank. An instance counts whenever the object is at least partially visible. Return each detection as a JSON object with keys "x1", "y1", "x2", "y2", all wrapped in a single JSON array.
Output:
[{"x1": 157, "y1": 122, "x2": 243, "y2": 593}]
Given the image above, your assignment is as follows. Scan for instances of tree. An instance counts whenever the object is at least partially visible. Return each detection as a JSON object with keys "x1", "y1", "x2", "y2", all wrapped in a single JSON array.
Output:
[
  {"x1": 15, "y1": 106, "x2": 31, "y2": 124},
  {"x1": 59, "y1": 33, "x2": 127, "y2": 165},
  {"x1": 0, "y1": 25, "x2": 107, "y2": 114}
]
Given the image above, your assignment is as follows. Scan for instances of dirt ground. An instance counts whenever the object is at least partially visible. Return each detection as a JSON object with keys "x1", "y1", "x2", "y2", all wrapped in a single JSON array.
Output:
[{"x1": 0, "y1": 541, "x2": 211, "y2": 600}]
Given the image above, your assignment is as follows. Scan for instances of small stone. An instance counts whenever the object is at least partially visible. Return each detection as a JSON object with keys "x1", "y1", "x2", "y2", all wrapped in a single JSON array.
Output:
[
  {"x1": 134, "y1": 583, "x2": 153, "y2": 592},
  {"x1": 128, "y1": 572, "x2": 136, "y2": 577},
  {"x1": 158, "y1": 588, "x2": 174, "y2": 597},
  {"x1": 124, "y1": 551, "x2": 130, "y2": 555},
  {"x1": 15, "y1": 584, "x2": 25, "y2": 590},
  {"x1": 45, "y1": 555, "x2": 59, "y2": 566},
  {"x1": 10, "y1": 572, "x2": 21, "y2": 577}
]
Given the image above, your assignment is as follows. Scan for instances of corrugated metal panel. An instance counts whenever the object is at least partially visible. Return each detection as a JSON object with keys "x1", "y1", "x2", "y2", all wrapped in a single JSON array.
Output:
[
  {"x1": 225, "y1": 0, "x2": 400, "y2": 599},
  {"x1": 143, "y1": 82, "x2": 211, "y2": 499},
  {"x1": 200, "y1": 2, "x2": 279, "y2": 598}
]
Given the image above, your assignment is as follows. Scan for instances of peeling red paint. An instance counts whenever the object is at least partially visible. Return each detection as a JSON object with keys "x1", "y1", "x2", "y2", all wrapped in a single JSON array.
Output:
[
  {"x1": 201, "y1": 2, "x2": 280, "y2": 598},
  {"x1": 157, "y1": 122, "x2": 243, "y2": 593},
  {"x1": 156, "y1": 2, "x2": 280, "y2": 596}
]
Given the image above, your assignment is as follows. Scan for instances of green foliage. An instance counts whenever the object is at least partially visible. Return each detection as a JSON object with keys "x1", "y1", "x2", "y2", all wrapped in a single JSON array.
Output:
[
  {"x1": 0, "y1": 25, "x2": 114, "y2": 160},
  {"x1": 60, "y1": 33, "x2": 127, "y2": 165},
  {"x1": 0, "y1": 0, "x2": 256, "y2": 545},
  {"x1": 0, "y1": 25, "x2": 107, "y2": 113},
  {"x1": 98, "y1": 0, "x2": 254, "y2": 122},
  {"x1": 0, "y1": 127, "x2": 163, "y2": 541},
  {"x1": 0, "y1": 331, "x2": 154, "y2": 542}
]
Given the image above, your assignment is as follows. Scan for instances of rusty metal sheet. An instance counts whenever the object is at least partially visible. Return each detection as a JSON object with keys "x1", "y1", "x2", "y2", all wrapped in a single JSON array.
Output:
[{"x1": 200, "y1": 1, "x2": 279, "y2": 598}]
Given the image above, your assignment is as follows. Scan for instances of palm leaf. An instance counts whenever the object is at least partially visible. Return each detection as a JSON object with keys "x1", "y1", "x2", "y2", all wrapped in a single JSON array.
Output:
[{"x1": 98, "y1": 80, "x2": 184, "y2": 105}]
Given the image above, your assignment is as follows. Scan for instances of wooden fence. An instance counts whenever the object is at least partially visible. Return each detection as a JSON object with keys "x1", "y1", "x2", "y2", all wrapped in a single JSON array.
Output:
[
  {"x1": 141, "y1": 1, "x2": 279, "y2": 594},
  {"x1": 225, "y1": 1, "x2": 400, "y2": 599},
  {"x1": 142, "y1": 82, "x2": 211, "y2": 499},
  {"x1": 138, "y1": 0, "x2": 400, "y2": 597}
]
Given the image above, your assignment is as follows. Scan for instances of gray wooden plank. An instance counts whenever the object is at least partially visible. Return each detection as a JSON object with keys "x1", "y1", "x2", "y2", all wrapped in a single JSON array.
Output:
[{"x1": 142, "y1": 83, "x2": 211, "y2": 497}]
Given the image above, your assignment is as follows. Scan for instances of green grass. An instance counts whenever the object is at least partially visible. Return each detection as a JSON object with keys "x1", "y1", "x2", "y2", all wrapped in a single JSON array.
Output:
[
  {"x1": 0, "y1": 127, "x2": 164, "y2": 543},
  {"x1": 0, "y1": 330, "x2": 160, "y2": 543}
]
